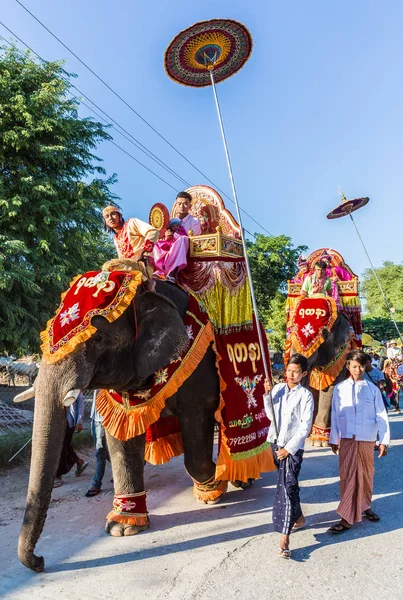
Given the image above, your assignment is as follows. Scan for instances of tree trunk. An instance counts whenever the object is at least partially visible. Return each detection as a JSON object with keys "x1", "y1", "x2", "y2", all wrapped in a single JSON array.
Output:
[{"x1": 18, "y1": 355, "x2": 88, "y2": 571}]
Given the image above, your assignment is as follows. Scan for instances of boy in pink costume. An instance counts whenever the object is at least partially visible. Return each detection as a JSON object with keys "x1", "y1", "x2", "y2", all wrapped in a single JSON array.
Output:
[{"x1": 153, "y1": 218, "x2": 189, "y2": 282}]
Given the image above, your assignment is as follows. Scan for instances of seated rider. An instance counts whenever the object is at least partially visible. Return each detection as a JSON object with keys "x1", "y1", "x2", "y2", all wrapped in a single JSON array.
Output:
[
  {"x1": 153, "y1": 218, "x2": 188, "y2": 282},
  {"x1": 102, "y1": 206, "x2": 159, "y2": 278},
  {"x1": 300, "y1": 260, "x2": 331, "y2": 298},
  {"x1": 291, "y1": 255, "x2": 310, "y2": 284},
  {"x1": 152, "y1": 191, "x2": 201, "y2": 283},
  {"x1": 174, "y1": 191, "x2": 201, "y2": 236},
  {"x1": 320, "y1": 250, "x2": 352, "y2": 281}
]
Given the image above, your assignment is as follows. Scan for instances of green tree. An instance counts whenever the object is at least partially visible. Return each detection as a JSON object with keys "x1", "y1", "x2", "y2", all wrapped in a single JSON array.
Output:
[
  {"x1": 361, "y1": 262, "x2": 403, "y2": 319},
  {"x1": 362, "y1": 317, "x2": 403, "y2": 343},
  {"x1": 0, "y1": 46, "x2": 117, "y2": 355},
  {"x1": 247, "y1": 234, "x2": 307, "y2": 350}
]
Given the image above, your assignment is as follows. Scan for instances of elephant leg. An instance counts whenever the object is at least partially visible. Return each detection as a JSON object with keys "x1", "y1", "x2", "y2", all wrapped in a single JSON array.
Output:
[
  {"x1": 174, "y1": 349, "x2": 227, "y2": 504},
  {"x1": 311, "y1": 386, "x2": 332, "y2": 447},
  {"x1": 104, "y1": 431, "x2": 149, "y2": 537}
]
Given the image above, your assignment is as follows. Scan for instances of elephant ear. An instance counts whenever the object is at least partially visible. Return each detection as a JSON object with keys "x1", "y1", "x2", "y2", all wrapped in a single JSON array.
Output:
[{"x1": 133, "y1": 291, "x2": 189, "y2": 379}]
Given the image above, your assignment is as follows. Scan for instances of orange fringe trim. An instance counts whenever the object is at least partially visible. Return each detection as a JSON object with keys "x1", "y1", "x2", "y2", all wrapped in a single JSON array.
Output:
[
  {"x1": 97, "y1": 320, "x2": 215, "y2": 441},
  {"x1": 106, "y1": 512, "x2": 149, "y2": 527},
  {"x1": 192, "y1": 479, "x2": 228, "y2": 502},
  {"x1": 290, "y1": 297, "x2": 338, "y2": 359},
  {"x1": 41, "y1": 271, "x2": 143, "y2": 364},
  {"x1": 213, "y1": 340, "x2": 276, "y2": 482},
  {"x1": 309, "y1": 341, "x2": 351, "y2": 390},
  {"x1": 215, "y1": 429, "x2": 276, "y2": 481},
  {"x1": 144, "y1": 432, "x2": 184, "y2": 465}
]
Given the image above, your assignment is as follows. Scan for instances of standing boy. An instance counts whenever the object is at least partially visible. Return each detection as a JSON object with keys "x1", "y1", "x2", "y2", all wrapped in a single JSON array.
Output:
[
  {"x1": 329, "y1": 350, "x2": 390, "y2": 533},
  {"x1": 264, "y1": 353, "x2": 314, "y2": 558}
]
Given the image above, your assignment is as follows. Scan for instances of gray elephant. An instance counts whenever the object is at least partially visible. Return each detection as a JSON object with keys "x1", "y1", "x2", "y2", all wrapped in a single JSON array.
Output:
[
  {"x1": 18, "y1": 281, "x2": 224, "y2": 572},
  {"x1": 291, "y1": 312, "x2": 353, "y2": 446}
]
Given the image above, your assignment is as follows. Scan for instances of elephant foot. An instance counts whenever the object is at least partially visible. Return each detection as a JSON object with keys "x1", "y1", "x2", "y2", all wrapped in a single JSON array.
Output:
[
  {"x1": 105, "y1": 519, "x2": 150, "y2": 537},
  {"x1": 312, "y1": 439, "x2": 329, "y2": 448},
  {"x1": 231, "y1": 478, "x2": 255, "y2": 489},
  {"x1": 192, "y1": 477, "x2": 228, "y2": 504},
  {"x1": 106, "y1": 491, "x2": 149, "y2": 536}
]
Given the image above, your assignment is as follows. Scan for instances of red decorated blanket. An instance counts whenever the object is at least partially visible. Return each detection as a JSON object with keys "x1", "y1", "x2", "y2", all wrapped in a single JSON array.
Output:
[
  {"x1": 41, "y1": 270, "x2": 143, "y2": 364},
  {"x1": 290, "y1": 296, "x2": 338, "y2": 358}
]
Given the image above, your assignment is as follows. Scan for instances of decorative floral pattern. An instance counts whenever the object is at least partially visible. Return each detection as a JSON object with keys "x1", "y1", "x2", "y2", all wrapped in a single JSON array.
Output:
[
  {"x1": 301, "y1": 322, "x2": 315, "y2": 337},
  {"x1": 60, "y1": 303, "x2": 80, "y2": 327},
  {"x1": 154, "y1": 368, "x2": 169, "y2": 386},
  {"x1": 234, "y1": 375, "x2": 263, "y2": 410},
  {"x1": 186, "y1": 325, "x2": 194, "y2": 340}
]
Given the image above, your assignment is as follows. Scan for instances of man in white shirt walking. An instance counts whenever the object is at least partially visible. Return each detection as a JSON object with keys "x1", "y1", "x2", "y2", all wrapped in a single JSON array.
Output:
[
  {"x1": 263, "y1": 353, "x2": 314, "y2": 559},
  {"x1": 329, "y1": 350, "x2": 390, "y2": 533}
]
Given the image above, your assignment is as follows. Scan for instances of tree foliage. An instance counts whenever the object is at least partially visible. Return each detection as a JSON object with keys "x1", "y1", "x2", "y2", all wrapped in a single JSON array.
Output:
[
  {"x1": 0, "y1": 46, "x2": 117, "y2": 355},
  {"x1": 247, "y1": 234, "x2": 307, "y2": 351},
  {"x1": 361, "y1": 262, "x2": 403, "y2": 319},
  {"x1": 361, "y1": 317, "x2": 403, "y2": 343}
]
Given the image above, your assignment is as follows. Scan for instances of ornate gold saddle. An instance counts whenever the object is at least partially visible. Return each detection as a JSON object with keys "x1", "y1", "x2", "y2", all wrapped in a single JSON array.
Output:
[{"x1": 149, "y1": 185, "x2": 244, "y2": 261}]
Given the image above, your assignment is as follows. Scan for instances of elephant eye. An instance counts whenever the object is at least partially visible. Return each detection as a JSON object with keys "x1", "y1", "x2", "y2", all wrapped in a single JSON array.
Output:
[{"x1": 93, "y1": 332, "x2": 103, "y2": 342}]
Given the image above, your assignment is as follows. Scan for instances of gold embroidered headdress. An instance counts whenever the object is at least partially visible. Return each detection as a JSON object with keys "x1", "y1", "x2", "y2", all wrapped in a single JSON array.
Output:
[{"x1": 102, "y1": 205, "x2": 123, "y2": 219}]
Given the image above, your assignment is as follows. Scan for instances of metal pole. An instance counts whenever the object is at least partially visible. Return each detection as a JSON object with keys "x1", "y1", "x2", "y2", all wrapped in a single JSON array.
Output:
[
  {"x1": 349, "y1": 212, "x2": 403, "y2": 346},
  {"x1": 208, "y1": 68, "x2": 278, "y2": 437}
]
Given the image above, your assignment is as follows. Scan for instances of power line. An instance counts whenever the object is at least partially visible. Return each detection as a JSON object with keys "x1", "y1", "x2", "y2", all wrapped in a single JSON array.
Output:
[
  {"x1": 0, "y1": 25, "x2": 189, "y2": 189},
  {"x1": 0, "y1": 23, "x2": 271, "y2": 239},
  {"x1": 10, "y1": 1, "x2": 275, "y2": 237}
]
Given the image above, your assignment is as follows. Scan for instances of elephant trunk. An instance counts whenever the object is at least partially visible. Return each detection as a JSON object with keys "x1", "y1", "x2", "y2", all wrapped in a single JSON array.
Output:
[{"x1": 18, "y1": 355, "x2": 89, "y2": 572}]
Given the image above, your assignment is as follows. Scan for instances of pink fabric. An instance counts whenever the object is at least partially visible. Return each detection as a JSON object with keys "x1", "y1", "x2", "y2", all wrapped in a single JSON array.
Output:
[
  {"x1": 153, "y1": 228, "x2": 189, "y2": 277},
  {"x1": 326, "y1": 266, "x2": 352, "y2": 281}
]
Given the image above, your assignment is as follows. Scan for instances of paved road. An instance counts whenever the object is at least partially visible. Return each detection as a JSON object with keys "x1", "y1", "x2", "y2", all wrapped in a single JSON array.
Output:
[{"x1": 1, "y1": 413, "x2": 402, "y2": 600}]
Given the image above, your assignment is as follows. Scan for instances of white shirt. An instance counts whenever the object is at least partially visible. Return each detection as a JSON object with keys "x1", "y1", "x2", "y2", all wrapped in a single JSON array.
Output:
[
  {"x1": 330, "y1": 378, "x2": 390, "y2": 446},
  {"x1": 180, "y1": 213, "x2": 201, "y2": 236},
  {"x1": 387, "y1": 347, "x2": 402, "y2": 360},
  {"x1": 264, "y1": 383, "x2": 314, "y2": 455}
]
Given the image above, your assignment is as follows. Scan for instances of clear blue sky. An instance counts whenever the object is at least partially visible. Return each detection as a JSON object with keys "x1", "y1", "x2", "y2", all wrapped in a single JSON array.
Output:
[{"x1": 3, "y1": 0, "x2": 403, "y2": 277}]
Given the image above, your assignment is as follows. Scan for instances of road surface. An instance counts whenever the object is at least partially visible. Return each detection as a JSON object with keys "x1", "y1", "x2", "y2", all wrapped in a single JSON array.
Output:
[{"x1": 1, "y1": 413, "x2": 402, "y2": 600}]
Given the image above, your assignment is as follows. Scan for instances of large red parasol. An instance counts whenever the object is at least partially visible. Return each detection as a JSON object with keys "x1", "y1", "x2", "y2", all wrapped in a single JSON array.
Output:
[
  {"x1": 327, "y1": 193, "x2": 369, "y2": 220},
  {"x1": 164, "y1": 19, "x2": 252, "y2": 88},
  {"x1": 327, "y1": 189, "x2": 403, "y2": 344}
]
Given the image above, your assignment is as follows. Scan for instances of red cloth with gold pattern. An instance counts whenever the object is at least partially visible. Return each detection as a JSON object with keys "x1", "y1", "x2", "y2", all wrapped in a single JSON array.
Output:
[
  {"x1": 214, "y1": 318, "x2": 276, "y2": 482},
  {"x1": 41, "y1": 271, "x2": 143, "y2": 364},
  {"x1": 290, "y1": 297, "x2": 338, "y2": 358}
]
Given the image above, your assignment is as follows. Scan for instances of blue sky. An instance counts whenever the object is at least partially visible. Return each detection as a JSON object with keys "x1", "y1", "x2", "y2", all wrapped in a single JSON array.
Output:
[{"x1": 3, "y1": 0, "x2": 403, "y2": 277}]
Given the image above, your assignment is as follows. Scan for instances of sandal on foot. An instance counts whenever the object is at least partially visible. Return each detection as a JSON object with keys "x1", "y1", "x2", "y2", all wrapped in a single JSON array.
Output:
[
  {"x1": 75, "y1": 461, "x2": 89, "y2": 477},
  {"x1": 328, "y1": 522, "x2": 350, "y2": 534},
  {"x1": 85, "y1": 486, "x2": 101, "y2": 497},
  {"x1": 363, "y1": 509, "x2": 380, "y2": 522},
  {"x1": 53, "y1": 479, "x2": 64, "y2": 488},
  {"x1": 292, "y1": 520, "x2": 306, "y2": 532},
  {"x1": 279, "y1": 547, "x2": 291, "y2": 559}
]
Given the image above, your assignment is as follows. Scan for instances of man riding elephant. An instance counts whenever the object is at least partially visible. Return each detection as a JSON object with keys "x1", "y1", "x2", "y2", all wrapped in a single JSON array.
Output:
[{"x1": 102, "y1": 205, "x2": 159, "y2": 278}]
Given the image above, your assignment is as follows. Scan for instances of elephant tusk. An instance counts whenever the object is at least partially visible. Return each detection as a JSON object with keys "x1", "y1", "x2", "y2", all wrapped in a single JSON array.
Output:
[
  {"x1": 13, "y1": 387, "x2": 35, "y2": 403},
  {"x1": 63, "y1": 389, "x2": 81, "y2": 407}
]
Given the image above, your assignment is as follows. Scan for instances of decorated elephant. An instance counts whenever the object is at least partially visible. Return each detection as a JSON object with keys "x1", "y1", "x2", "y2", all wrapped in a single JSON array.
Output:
[
  {"x1": 297, "y1": 310, "x2": 353, "y2": 446},
  {"x1": 17, "y1": 272, "x2": 273, "y2": 572},
  {"x1": 286, "y1": 249, "x2": 362, "y2": 446}
]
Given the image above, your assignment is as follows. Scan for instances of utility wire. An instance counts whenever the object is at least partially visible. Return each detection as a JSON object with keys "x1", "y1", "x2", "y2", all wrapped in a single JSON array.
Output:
[
  {"x1": 0, "y1": 25, "x2": 189, "y2": 189},
  {"x1": 0, "y1": 23, "x2": 270, "y2": 239},
  {"x1": 10, "y1": 1, "x2": 275, "y2": 237},
  {"x1": 0, "y1": 30, "x2": 257, "y2": 238}
]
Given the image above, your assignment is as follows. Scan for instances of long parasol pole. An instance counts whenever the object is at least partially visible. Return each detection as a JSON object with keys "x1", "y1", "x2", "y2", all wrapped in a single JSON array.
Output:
[
  {"x1": 348, "y1": 212, "x2": 403, "y2": 346},
  {"x1": 208, "y1": 68, "x2": 278, "y2": 437}
]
